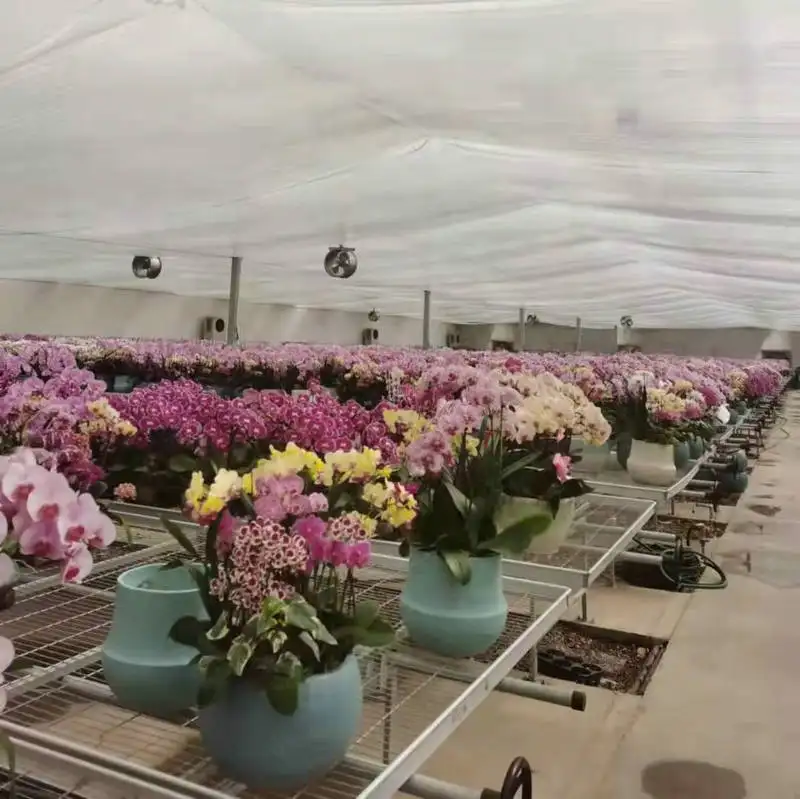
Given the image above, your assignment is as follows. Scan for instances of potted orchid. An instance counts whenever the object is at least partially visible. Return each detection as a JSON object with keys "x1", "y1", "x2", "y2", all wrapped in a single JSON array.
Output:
[
  {"x1": 497, "y1": 372, "x2": 606, "y2": 552},
  {"x1": 387, "y1": 380, "x2": 556, "y2": 658},
  {"x1": 148, "y1": 444, "x2": 414, "y2": 790},
  {"x1": 619, "y1": 379, "x2": 688, "y2": 486},
  {"x1": 0, "y1": 447, "x2": 116, "y2": 773}
]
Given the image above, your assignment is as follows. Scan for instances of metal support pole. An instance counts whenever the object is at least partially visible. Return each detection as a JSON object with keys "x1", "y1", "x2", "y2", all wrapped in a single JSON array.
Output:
[
  {"x1": 227, "y1": 256, "x2": 242, "y2": 345},
  {"x1": 422, "y1": 289, "x2": 431, "y2": 349},
  {"x1": 575, "y1": 316, "x2": 583, "y2": 352},
  {"x1": 517, "y1": 307, "x2": 525, "y2": 350}
]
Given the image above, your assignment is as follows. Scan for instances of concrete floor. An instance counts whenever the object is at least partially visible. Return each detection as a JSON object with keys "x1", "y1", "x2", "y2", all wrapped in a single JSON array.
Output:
[{"x1": 417, "y1": 396, "x2": 800, "y2": 799}]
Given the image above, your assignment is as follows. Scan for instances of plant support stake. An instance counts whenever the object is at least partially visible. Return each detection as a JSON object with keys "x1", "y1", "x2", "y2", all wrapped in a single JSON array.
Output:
[
  {"x1": 423, "y1": 289, "x2": 431, "y2": 349},
  {"x1": 227, "y1": 256, "x2": 242, "y2": 345}
]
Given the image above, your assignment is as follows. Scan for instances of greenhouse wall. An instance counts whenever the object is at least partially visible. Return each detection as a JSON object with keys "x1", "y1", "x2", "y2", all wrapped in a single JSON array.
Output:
[
  {"x1": 0, "y1": 280, "x2": 795, "y2": 360},
  {"x1": 0, "y1": 280, "x2": 450, "y2": 347}
]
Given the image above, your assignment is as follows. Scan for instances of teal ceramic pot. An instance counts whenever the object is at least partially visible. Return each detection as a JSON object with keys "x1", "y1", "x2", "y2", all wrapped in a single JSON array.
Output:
[
  {"x1": 198, "y1": 656, "x2": 362, "y2": 790},
  {"x1": 732, "y1": 450, "x2": 748, "y2": 472},
  {"x1": 400, "y1": 548, "x2": 507, "y2": 658},
  {"x1": 721, "y1": 471, "x2": 749, "y2": 494},
  {"x1": 673, "y1": 441, "x2": 690, "y2": 469},
  {"x1": 102, "y1": 563, "x2": 207, "y2": 716},
  {"x1": 688, "y1": 437, "x2": 705, "y2": 460},
  {"x1": 727, "y1": 408, "x2": 740, "y2": 425},
  {"x1": 616, "y1": 432, "x2": 632, "y2": 469}
]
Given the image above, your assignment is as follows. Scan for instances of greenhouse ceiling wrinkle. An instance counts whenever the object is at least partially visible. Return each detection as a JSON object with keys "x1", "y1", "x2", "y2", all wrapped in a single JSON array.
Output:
[{"x1": 2, "y1": 0, "x2": 800, "y2": 327}]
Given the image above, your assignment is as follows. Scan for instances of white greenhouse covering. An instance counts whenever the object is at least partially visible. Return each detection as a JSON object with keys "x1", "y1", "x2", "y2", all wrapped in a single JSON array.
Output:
[{"x1": 2, "y1": 0, "x2": 800, "y2": 327}]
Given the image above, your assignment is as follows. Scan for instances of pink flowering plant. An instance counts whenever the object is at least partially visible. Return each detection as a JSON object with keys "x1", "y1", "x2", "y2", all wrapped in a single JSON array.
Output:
[
  {"x1": 0, "y1": 447, "x2": 116, "y2": 583},
  {"x1": 386, "y1": 391, "x2": 560, "y2": 584},
  {"x1": 0, "y1": 446, "x2": 115, "y2": 773},
  {"x1": 165, "y1": 445, "x2": 415, "y2": 715}
]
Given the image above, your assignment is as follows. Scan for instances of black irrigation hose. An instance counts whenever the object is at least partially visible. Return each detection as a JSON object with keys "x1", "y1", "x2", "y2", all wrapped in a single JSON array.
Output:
[
  {"x1": 659, "y1": 541, "x2": 727, "y2": 591},
  {"x1": 481, "y1": 757, "x2": 533, "y2": 799},
  {"x1": 631, "y1": 536, "x2": 728, "y2": 591}
]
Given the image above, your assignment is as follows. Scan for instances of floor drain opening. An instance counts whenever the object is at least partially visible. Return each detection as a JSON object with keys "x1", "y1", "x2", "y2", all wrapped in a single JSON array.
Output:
[{"x1": 532, "y1": 621, "x2": 668, "y2": 695}]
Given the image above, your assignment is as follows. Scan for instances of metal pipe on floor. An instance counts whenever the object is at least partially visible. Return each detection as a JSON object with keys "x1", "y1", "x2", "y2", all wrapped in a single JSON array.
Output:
[
  {"x1": 677, "y1": 489, "x2": 709, "y2": 500},
  {"x1": 387, "y1": 653, "x2": 586, "y2": 711},
  {"x1": 636, "y1": 530, "x2": 679, "y2": 544},
  {"x1": 616, "y1": 551, "x2": 664, "y2": 566},
  {"x1": 348, "y1": 756, "x2": 485, "y2": 799}
]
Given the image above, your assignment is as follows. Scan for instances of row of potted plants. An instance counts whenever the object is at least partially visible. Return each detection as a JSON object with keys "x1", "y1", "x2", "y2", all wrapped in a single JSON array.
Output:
[
  {"x1": 0, "y1": 343, "x2": 779, "y2": 506},
  {"x1": 0, "y1": 336, "x2": 786, "y2": 405}
]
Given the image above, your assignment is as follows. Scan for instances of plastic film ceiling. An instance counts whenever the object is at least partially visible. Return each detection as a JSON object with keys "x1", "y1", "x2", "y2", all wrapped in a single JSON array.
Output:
[{"x1": 2, "y1": 0, "x2": 800, "y2": 328}]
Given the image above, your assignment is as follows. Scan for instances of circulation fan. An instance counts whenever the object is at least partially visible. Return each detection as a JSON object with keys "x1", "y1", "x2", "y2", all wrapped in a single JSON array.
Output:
[
  {"x1": 324, "y1": 246, "x2": 358, "y2": 279},
  {"x1": 620, "y1": 315, "x2": 634, "y2": 328}
]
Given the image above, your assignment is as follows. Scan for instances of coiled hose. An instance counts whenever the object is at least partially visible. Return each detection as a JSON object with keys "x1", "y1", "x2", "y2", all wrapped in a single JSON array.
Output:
[
  {"x1": 480, "y1": 756, "x2": 533, "y2": 799},
  {"x1": 630, "y1": 536, "x2": 728, "y2": 591}
]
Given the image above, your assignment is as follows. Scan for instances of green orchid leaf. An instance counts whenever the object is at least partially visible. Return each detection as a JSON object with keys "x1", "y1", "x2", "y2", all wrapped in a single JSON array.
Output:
[
  {"x1": 493, "y1": 494, "x2": 551, "y2": 533},
  {"x1": 442, "y1": 479, "x2": 472, "y2": 520},
  {"x1": 353, "y1": 599, "x2": 380, "y2": 629},
  {"x1": 479, "y1": 514, "x2": 553, "y2": 556},
  {"x1": 500, "y1": 450, "x2": 542, "y2": 480},
  {"x1": 160, "y1": 516, "x2": 199, "y2": 560},
  {"x1": 168, "y1": 453, "x2": 199, "y2": 473},
  {"x1": 335, "y1": 617, "x2": 395, "y2": 649},
  {"x1": 440, "y1": 549, "x2": 472, "y2": 585}
]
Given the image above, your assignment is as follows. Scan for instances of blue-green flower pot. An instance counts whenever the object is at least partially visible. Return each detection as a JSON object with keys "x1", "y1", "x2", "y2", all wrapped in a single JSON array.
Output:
[
  {"x1": 673, "y1": 441, "x2": 690, "y2": 469},
  {"x1": 731, "y1": 450, "x2": 748, "y2": 472},
  {"x1": 102, "y1": 563, "x2": 207, "y2": 716},
  {"x1": 616, "y1": 432, "x2": 632, "y2": 469},
  {"x1": 688, "y1": 437, "x2": 705, "y2": 459},
  {"x1": 400, "y1": 548, "x2": 507, "y2": 658},
  {"x1": 198, "y1": 657, "x2": 362, "y2": 789},
  {"x1": 721, "y1": 471, "x2": 749, "y2": 494},
  {"x1": 728, "y1": 409, "x2": 740, "y2": 425}
]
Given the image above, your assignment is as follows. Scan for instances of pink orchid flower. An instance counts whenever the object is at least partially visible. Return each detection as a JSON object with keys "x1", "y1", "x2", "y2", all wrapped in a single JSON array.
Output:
[
  {"x1": 0, "y1": 516, "x2": 15, "y2": 589},
  {"x1": 552, "y1": 453, "x2": 572, "y2": 483},
  {"x1": 27, "y1": 468, "x2": 75, "y2": 524},
  {"x1": 61, "y1": 543, "x2": 93, "y2": 584},
  {"x1": 18, "y1": 521, "x2": 65, "y2": 560},
  {"x1": 57, "y1": 494, "x2": 115, "y2": 549}
]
